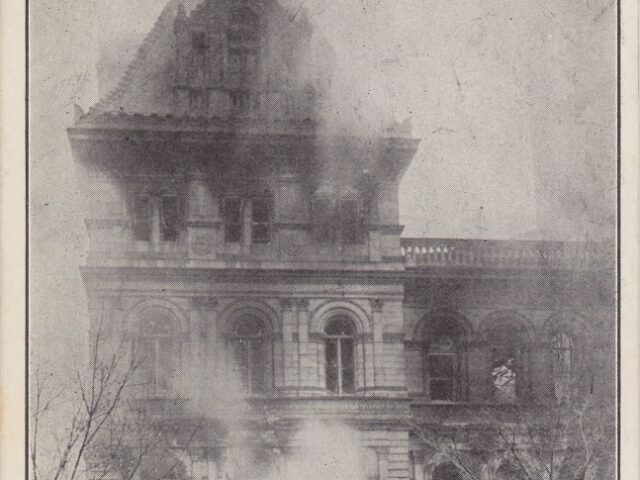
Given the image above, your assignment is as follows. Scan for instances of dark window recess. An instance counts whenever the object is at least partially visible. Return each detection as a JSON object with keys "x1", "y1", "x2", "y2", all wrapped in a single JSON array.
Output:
[
  {"x1": 160, "y1": 197, "x2": 179, "y2": 241},
  {"x1": 325, "y1": 317, "x2": 356, "y2": 394},
  {"x1": 251, "y1": 199, "x2": 270, "y2": 243},
  {"x1": 426, "y1": 333, "x2": 458, "y2": 401},
  {"x1": 224, "y1": 198, "x2": 243, "y2": 243},
  {"x1": 428, "y1": 353, "x2": 455, "y2": 401},
  {"x1": 132, "y1": 196, "x2": 152, "y2": 241},
  {"x1": 338, "y1": 200, "x2": 361, "y2": 244}
]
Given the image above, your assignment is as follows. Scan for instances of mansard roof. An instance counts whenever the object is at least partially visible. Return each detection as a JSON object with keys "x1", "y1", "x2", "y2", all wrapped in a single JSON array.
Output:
[
  {"x1": 77, "y1": 0, "x2": 413, "y2": 139},
  {"x1": 86, "y1": 0, "x2": 182, "y2": 119},
  {"x1": 80, "y1": 0, "x2": 323, "y2": 124}
]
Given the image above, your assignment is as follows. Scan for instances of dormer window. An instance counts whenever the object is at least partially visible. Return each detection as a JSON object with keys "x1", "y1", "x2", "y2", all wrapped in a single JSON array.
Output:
[
  {"x1": 132, "y1": 194, "x2": 181, "y2": 243},
  {"x1": 312, "y1": 187, "x2": 364, "y2": 245}
]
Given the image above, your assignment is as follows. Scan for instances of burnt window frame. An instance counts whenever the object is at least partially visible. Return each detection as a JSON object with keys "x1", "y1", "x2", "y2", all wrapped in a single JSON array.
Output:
[
  {"x1": 486, "y1": 320, "x2": 531, "y2": 403},
  {"x1": 422, "y1": 315, "x2": 468, "y2": 402},
  {"x1": 325, "y1": 316, "x2": 357, "y2": 395},
  {"x1": 130, "y1": 191, "x2": 183, "y2": 243}
]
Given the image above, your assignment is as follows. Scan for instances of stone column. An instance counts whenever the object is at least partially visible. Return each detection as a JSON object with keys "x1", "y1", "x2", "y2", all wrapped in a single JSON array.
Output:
[
  {"x1": 296, "y1": 299, "x2": 321, "y2": 392},
  {"x1": 371, "y1": 299, "x2": 385, "y2": 392},
  {"x1": 281, "y1": 298, "x2": 298, "y2": 391},
  {"x1": 376, "y1": 447, "x2": 390, "y2": 480},
  {"x1": 412, "y1": 451, "x2": 425, "y2": 480}
]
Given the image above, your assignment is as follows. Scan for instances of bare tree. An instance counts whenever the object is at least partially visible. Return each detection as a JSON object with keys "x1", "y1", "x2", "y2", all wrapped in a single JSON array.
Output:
[
  {"x1": 408, "y1": 390, "x2": 614, "y2": 480},
  {"x1": 30, "y1": 317, "x2": 199, "y2": 480}
]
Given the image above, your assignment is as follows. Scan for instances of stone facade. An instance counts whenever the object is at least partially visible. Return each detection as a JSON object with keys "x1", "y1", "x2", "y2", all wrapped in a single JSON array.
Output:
[{"x1": 68, "y1": 1, "x2": 615, "y2": 480}]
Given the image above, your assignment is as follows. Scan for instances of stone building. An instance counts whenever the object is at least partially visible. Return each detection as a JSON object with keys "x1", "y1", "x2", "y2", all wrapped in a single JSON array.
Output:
[{"x1": 68, "y1": 1, "x2": 615, "y2": 479}]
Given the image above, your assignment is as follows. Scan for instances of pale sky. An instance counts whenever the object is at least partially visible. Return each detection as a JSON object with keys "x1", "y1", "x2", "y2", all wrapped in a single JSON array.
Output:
[{"x1": 29, "y1": 0, "x2": 616, "y2": 368}]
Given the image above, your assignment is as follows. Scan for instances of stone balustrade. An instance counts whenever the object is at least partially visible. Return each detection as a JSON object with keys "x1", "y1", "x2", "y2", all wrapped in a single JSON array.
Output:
[{"x1": 400, "y1": 238, "x2": 612, "y2": 269}]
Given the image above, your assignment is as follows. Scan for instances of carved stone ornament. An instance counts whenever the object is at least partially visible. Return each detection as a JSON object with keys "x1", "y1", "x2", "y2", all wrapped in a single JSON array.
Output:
[
  {"x1": 192, "y1": 234, "x2": 214, "y2": 255},
  {"x1": 371, "y1": 299, "x2": 385, "y2": 312}
]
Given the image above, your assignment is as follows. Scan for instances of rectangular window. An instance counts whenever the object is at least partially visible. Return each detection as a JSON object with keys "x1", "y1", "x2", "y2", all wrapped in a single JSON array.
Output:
[
  {"x1": 132, "y1": 196, "x2": 152, "y2": 241},
  {"x1": 251, "y1": 198, "x2": 270, "y2": 243},
  {"x1": 428, "y1": 353, "x2": 455, "y2": 401},
  {"x1": 224, "y1": 198, "x2": 243, "y2": 243},
  {"x1": 160, "y1": 196, "x2": 179, "y2": 241}
]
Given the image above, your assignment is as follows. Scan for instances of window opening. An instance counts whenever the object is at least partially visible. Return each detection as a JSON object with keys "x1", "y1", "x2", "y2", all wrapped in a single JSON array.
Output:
[
  {"x1": 325, "y1": 317, "x2": 356, "y2": 394},
  {"x1": 427, "y1": 335, "x2": 456, "y2": 401},
  {"x1": 251, "y1": 198, "x2": 270, "y2": 243},
  {"x1": 223, "y1": 198, "x2": 243, "y2": 243},
  {"x1": 489, "y1": 324, "x2": 526, "y2": 403},
  {"x1": 140, "y1": 316, "x2": 174, "y2": 393},
  {"x1": 230, "y1": 316, "x2": 267, "y2": 393}
]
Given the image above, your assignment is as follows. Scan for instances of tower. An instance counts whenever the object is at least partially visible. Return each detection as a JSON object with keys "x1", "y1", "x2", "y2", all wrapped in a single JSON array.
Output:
[{"x1": 69, "y1": 1, "x2": 420, "y2": 478}]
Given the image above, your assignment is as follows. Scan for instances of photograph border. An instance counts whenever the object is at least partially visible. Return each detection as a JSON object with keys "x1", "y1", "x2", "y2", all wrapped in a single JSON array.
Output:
[{"x1": 0, "y1": 0, "x2": 637, "y2": 479}]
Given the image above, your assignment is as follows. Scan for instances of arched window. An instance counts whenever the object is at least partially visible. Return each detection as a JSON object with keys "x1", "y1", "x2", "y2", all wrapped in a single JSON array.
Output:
[
  {"x1": 325, "y1": 317, "x2": 356, "y2": 394},
  {"x1": 423, "y1": 316, "x2": 467, "y2": 402},
  {"x1": 140, "y1": 315, "x2": 174, "y2": 394},
  {"x1": 433, "y1": 462, "x2": 463, "y2": 480},
  {"x1": 487, "y1": 320, "x2": 529, "y2": 403},
  {"x1": 229, "y1": 316, "x2": 267, "y2": 393},
  {"x1": 551, "y1": 331, "x2": 573, "y2": 403}
]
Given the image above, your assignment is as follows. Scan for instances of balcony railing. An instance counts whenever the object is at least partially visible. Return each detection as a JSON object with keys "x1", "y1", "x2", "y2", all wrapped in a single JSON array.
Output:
[{"x1": 400, "y1": 238, "x2": 612, "y2": 270}]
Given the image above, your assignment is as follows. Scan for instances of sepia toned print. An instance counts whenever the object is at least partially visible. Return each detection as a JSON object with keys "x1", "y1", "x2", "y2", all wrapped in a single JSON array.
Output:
[{"x1": 28, "y1": 1, "x2": 617, "y2": 480}]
